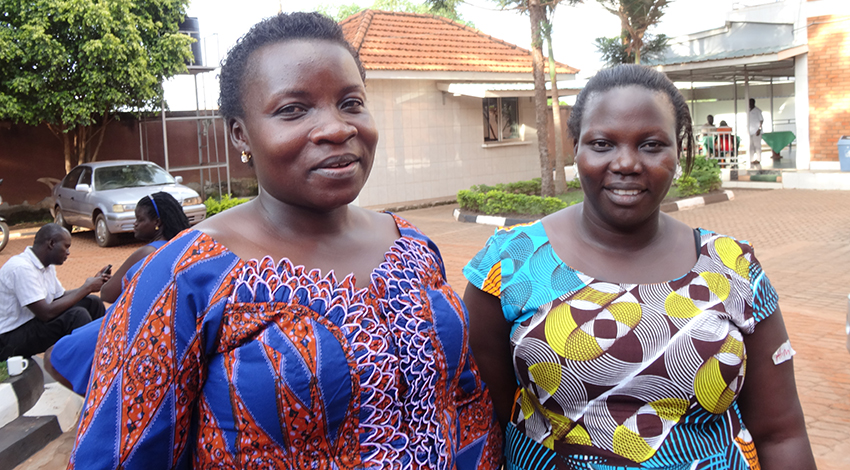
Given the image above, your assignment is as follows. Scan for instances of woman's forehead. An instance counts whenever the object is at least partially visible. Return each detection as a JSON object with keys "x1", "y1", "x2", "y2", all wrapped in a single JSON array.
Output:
[{"x1": 583, "y1": 87, "x2": 675, "y2": 123}]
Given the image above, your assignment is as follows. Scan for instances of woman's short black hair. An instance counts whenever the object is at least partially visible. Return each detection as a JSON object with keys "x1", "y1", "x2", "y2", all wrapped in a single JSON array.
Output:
[
  {"x1": 567, "y1": 64, "x2": 695, "y2": 175},
  {"x1": 218, "y1": 11, "x2": 365, "y2": 122},
  {"x1": 136, "y1": 192, "x2": 190, "y2": 240}
]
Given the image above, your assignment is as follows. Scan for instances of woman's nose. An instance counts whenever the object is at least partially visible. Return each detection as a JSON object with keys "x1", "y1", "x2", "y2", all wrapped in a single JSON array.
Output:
[
  {"x1": 309, "y1": 110, "x2": 357, "y2": 144},
  {"x1": 610, "y1": 147, "x2": 642, "y2": 174}
]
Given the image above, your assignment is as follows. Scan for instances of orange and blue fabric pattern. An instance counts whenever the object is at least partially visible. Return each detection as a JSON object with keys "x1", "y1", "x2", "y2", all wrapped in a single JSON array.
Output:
[{"x1": 70, "y1": 215, "x2": 502, "y2": 469}]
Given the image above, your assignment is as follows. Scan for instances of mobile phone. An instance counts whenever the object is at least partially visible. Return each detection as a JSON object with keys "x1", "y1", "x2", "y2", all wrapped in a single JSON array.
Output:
[{"x1": 104, "y1": 264, "x2": 112, "y2": 275}]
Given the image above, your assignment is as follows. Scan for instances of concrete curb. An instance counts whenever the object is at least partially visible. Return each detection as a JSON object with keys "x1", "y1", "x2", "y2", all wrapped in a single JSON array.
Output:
[
  {"x1": 453, "y1": 190, "x2": 736, "y2": 227},
  {"x1": 0, "y1": 361, "x2": 82, "y2": 470}
]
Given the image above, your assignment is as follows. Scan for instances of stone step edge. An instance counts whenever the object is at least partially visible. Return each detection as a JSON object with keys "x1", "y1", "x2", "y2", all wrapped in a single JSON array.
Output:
[{"x1": 453, "y1": 190, "x2": 735, "y2": 227}]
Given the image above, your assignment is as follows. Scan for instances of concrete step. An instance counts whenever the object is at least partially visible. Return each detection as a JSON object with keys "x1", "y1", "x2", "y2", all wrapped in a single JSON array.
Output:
[{"x1": 0, "y1": 416, "x2": 62, "y2": 470}]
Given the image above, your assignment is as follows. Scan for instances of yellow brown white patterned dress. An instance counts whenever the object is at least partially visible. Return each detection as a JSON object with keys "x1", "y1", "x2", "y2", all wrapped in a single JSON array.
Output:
[{"x1": 464, "y1": 222, "x2": 776, "y2": 470}]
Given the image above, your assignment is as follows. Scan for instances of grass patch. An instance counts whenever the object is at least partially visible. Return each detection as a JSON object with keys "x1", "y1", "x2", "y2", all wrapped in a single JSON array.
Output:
[{"x1": 0, "y1": 361, "x2": 8, "y2": 382}]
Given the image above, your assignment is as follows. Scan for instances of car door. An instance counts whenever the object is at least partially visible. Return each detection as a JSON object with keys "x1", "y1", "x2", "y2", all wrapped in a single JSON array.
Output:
[
  {"x1": 75, "y1": 167, "x2": 95, "y2": 226},
  {"x1": 55, "y1": 167, "x2": 85, "y2": 224}
]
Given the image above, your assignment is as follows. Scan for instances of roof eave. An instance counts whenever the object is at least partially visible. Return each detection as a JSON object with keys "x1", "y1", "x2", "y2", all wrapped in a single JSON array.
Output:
[{"x1": 365, "y1": 70, "x2": 577, "y2": 82}]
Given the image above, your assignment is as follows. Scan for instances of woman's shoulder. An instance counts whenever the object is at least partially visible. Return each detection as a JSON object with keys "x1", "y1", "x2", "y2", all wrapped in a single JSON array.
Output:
[
  {"x1": 696, "y1": 228, "x2": 757, "y2": 253},
  {"x1": 138, "y1": 229, "x2": 243, "y2": 280}
]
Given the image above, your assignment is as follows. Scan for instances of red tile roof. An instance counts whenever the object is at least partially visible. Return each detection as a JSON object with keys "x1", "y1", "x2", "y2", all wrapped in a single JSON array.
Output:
[{"x1": 340, "y1": 10, "x2": 578, "y2": 75}]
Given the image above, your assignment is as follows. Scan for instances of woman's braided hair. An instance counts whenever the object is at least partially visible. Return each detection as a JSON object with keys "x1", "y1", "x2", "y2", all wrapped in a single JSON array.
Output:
[
  {"x1": 218, "y1": 11, "x2": 366, "y2": 122},
  {"x1": 567, "y1": 64, "x2": 695, "y2": 176},
  {"x1": 136, "y1": 192, "x2": 190, "y2": 240}
]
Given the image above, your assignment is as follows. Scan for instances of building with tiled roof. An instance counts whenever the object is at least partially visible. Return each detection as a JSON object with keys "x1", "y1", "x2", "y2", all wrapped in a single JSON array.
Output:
[
  {"x1": 337, "y1": 10, "x2": 578, "y2": 208},
  {"x1": 340, "y1": 9, "x2": 577, "y2": 78}
]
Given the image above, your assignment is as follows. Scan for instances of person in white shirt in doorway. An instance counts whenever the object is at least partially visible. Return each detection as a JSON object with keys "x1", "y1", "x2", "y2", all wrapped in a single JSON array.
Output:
[
  {"x1": 0, "y1": 223, "x2": 110, "y2": 361},
  {"x1": 749, "y1": 98, "x2": 764, "y2": 167}
]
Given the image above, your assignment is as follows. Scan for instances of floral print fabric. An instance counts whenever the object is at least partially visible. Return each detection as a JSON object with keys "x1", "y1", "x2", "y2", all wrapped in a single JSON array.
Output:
[{"x1": 70, "y1": 215, "x2": 502, "y2": 469}]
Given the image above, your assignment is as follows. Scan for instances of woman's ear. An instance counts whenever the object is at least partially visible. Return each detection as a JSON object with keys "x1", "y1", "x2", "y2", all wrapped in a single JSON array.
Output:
[{"x1": 229, "y1": 118, "x2": 250, "y2": 154}]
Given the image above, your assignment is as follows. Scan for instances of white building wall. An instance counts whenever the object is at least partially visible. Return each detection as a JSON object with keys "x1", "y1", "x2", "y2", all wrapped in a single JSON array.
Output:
[{"x1": 358, "y1": 79, "x2": 542, "y2": 207}]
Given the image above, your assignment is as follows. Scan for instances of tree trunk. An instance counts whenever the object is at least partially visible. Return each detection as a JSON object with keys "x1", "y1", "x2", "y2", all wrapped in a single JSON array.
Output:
[
  {"x1": 545, "y1": 27, "x2": 567, "y2": 194},
  {"x1": 89, "y1": 113, "x2": 110, "y2": 162},
  {"x1": 529, "y1": 0, "x2": 553, "y2": 197},
  {"x1": 62, "y1": 131, "x2": 72, "y2": 174}
]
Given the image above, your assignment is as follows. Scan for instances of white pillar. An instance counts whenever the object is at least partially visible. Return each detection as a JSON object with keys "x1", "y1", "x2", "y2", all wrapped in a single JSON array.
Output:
[{"x1": 794, "y1": 53, "x2": 810, "y2": 170}]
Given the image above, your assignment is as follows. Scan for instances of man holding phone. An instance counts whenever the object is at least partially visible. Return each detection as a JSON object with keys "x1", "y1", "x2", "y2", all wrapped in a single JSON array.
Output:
[{"x1": 0, "y1": 223, "x2": 110, "y2": 361}]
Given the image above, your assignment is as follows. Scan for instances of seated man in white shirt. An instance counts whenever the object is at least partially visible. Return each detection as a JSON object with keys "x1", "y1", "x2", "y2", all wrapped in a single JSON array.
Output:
[{"x1": 0, "y1": 223, "x2": 110, "y2": 361}]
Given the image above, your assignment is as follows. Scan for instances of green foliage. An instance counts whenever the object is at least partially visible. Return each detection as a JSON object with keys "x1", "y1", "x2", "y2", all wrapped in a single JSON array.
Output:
[
  {"x1": 0, "y1": 0, "x2": 194, "y2": 167},
  {"x1": 458, "y1": 178, "x2": 575, "y2": 216},
  {"x1": 204, "y1": 194, "x2": 250, "y2": 217},
  {"x1": 595, "y1": 33, "x2": 668, "y2": 67},
  {"x1": 675, "y1": 176, "x2": 701, "y2": 197},
  {"x1": 566, "y1": 177, "x2": 581, "y2": 190},
  {"x1": 596, "y1": 0, "x2": 670, "y2": 64},
  {"x1": 675, "y1": 155, "x2": 722, "y2": 197},
  {"x1": 318, "y1": 0, "x2": 474, "y2": 26},
  {"x1": 471, "y1": 178, "x2": 542, "y2": 196}
]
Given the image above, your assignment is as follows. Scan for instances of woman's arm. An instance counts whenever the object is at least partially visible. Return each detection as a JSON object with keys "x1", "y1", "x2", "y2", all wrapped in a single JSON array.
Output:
[
  {"x1": 100, "y1": 245, "x2": 156, "y2": 303},
  {"x1": 463, "y1": 282, "x2": 517, "y2": 430},
  {"x1": 737, "y1": 306, "x2": 817, "y2": 470}
]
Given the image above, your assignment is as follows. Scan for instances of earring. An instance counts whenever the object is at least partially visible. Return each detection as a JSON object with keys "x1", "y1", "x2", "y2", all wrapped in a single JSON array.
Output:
[
  {"x1": 155, "y1": 226, "x2": 160, "y2": 231},
  {"x1": 241, "y1": 151, "x2": 252, "y2": 163}
]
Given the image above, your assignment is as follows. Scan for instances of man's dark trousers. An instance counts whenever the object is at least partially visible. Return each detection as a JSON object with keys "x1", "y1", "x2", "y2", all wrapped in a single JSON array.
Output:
[{"x1": 0, "y1": 295, "x2": 105, "y2": 361}]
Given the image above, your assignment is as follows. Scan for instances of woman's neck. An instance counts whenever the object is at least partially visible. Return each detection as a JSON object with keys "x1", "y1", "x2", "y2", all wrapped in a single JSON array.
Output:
[
  {"x1": 576, "y1": 203, "x2": 666, "y2": 255},
  {"x1": 253, "y1": 192, "x2": 356, "y2": 241}
]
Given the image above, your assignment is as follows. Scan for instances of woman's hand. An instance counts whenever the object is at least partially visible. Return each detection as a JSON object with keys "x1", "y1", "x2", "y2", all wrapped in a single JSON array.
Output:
[
  {"x1": 464, "y1": 282, "x2": 517, "y2": 430},
  {"x1": 738, "y1": 306, "x2": 817, "y2": 469}
]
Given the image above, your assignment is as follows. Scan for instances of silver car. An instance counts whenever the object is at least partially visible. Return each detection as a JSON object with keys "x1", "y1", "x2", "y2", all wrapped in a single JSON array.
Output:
[{"x1": 52, "y1": 161, "x2": 206, "y2": 247}]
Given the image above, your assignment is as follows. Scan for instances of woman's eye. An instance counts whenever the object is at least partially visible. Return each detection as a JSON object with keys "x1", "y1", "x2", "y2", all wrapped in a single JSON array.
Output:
[
  {"x1": 641, "y1": 141, "x2": 665, "y2": 151},
  {"x1": 276, "y1": 104, "x2": 306, "y2": 117},
  {"x1": 589, "y1": 141, "x2": 611, "y2": 150},
  {"x1": 341, "y1": 98, "x2": 364, "y2": 110}
]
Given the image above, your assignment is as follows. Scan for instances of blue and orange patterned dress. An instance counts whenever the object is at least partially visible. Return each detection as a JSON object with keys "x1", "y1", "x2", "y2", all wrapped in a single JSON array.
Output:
[
  {"x1": 70, "y1": 214, "x2": 502, "y2": 469},
  {"x1": 464, "y1": 221, "x2": 777, "y2": 470}
]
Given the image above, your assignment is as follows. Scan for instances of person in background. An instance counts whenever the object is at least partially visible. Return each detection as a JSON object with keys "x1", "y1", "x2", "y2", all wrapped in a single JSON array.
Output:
[
  {"x1": 69, "y1": 12, "x2": 502, "y2": 469},
  {"x1": 698, "y1": 114, "x2": 717, "y2": 156},
  {"x1": 0, "y1": 224, "x2": 109, "y2": 361},
  {"x1": 45, "y1": 192, "x2": 191, "y2": 394},
  {"x1": 699, "y1": 114, "x2": 717, "y2": 137},
  {"x1": 748, "y1": 98, "x2": 764, "y2": 167},
  {"x1": 463, "y1": 64, "x2": 815, "y2": 469}
]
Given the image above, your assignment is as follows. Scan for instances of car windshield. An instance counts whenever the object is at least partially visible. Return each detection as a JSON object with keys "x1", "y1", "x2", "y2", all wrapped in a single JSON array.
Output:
[{"x1": 93, "y1": 164, "x2": 175, "y2": 190}]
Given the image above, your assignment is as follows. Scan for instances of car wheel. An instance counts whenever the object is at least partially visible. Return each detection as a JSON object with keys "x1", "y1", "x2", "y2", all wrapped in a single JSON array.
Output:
[
  {"x1": 95, "y1": 214, "x2": 118, "y2": 247},
  {"x1": 54, "y1": 207, "x2": 72, "y2": 232}
]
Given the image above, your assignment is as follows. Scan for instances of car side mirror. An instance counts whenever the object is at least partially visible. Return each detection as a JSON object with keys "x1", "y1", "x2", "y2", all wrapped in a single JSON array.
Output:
[
  {"x1": 174, "y1": 176, "x2": 183, "y2": 184},
  {"x1": 75, "y1": 183, "x2": 92, "y2": 193}
]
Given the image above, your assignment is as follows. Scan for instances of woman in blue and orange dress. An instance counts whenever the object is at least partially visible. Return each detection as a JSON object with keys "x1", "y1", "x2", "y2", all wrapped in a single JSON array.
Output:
[
  {"x1": 69, "y1": 12, "x2": 502, "y2": 469},
  {"x1": 463, "y1": 65, "x2": 816, "y2": 470}
]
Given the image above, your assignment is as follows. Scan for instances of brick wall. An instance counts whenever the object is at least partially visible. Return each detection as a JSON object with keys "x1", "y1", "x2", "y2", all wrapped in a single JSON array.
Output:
[
  {"x1": 0, "y1": 114, "x2": 250, "y2": 206},
  {"x1": 807, "y1": 14, "x2": 850, "y2": 162}
]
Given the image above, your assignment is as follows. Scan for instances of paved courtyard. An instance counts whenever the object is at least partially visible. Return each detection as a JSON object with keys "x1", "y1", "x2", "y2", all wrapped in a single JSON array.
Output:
[{"x1": 6, "y1": 188, "x2": 850, "y2": 470}]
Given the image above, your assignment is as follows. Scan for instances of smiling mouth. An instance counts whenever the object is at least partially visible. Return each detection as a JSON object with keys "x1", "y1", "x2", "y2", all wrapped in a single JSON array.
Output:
[
  {"x1": 610, "y1": 188, "x2": 643, "y2": 196},
  {"x1": 323, "y1": 161, "x2": 354, "y2": 169}
]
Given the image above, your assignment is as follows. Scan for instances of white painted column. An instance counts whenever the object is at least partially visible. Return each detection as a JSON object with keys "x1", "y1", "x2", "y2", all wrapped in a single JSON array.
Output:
[{"x1": 794, "y1": 53, "x2": 811, "y2": 170}]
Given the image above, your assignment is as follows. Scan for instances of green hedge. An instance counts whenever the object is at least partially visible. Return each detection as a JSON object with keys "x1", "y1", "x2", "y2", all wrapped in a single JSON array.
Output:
[
  {"x1": 469, "y1": 178, "x2": 542, "y2": 196},
  {"x1": 675, "y1": 156, "x2": 722, "y2": 197},
  {"x1": 204, "y1": 194, "x2": 250, "y2": 217},
  {"x1": 458, "y1": 178, "x2": 574, "y2": 216}
]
